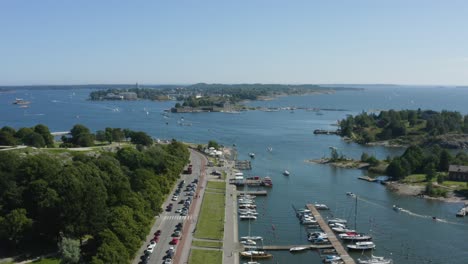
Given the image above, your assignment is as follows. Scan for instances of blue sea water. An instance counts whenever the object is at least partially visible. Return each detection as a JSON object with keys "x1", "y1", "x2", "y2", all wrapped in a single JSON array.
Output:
[{"x1": 1, "y1": 86, "x2": 468, "y2": 264}]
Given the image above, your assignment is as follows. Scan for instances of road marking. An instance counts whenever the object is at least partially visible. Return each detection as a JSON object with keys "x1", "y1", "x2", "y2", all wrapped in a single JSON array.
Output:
[{"x1": 162, "y1": 215, "x2": 192, "y2": 221}]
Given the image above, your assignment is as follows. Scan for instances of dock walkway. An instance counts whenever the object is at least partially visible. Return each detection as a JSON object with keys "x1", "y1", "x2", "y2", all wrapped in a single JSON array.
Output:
[
  {"x1": 306, "y1": 204, "x2": 356, "y2": 264},
  {"x1": 244, "y1": 244, "x2": 332, "y2": 251},
  {"x1": 237, "y1": 191, "x2": 267, "y2": 196}
]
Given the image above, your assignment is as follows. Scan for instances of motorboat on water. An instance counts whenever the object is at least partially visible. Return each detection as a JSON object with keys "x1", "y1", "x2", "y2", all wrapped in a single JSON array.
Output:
[
  {"x1": 330, "y1": 223, "x2": 355, "y2": 233},
  {"x1": 357, "y1": 255, "x2": 393, "y2": 264},
  {"x1": 240, "y1": 239, "x2": 257, "y2": 246},
  {"x1": 308, "y1": 232, "x2": 327, "y2": 239},
  {"x1": 456, "y1": 207, "x2": 466, "y2": 217},
  {"x1": 328, "y1": 218, "x2": 347, "y2": 225},
  {"x1": 238, "y1": 209, "x2": 258, "y2": 215},
  {"x1": 249, "y1": 153, "x2": 255, "y2": 158},
  {"x1": 240, "y1": 250, "x2": 272, "y2": 259},
  {"x1": 314, "y1": 203, "x2": 329, "y2": 210},
  {"x1": 346, "y1": 192, "x2": 356, "y2": 197},
  {"x1": 347, "y1": 241, "x2": 376, "y2": 250},
  {"x1": 323, "y1": 255, "x2": 342, "y2": 263},
  {"x1": 392, "y1": 205, "x2": 403, "y2": 211},
  {"x1": 240, "y1": 236, "x2": 263, "y2": 241},
  {"x1": 289, "y1": 246, "x2": 308, "y2": 252},
  {"x1": 240, "y1": 214, "x2": 257, "y2": 220},
  {"x1": 339, "y1": 232, "x2": 372, "y2": 241},
  {"x1": 239, "y1": 204, "x2": 257, "y2": 209},
  {"x1": 283, "y1": 170, "x2": 290, "y2": 176}
]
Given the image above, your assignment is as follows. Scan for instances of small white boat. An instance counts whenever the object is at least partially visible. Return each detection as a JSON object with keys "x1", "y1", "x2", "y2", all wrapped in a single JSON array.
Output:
[
  {"x1": 328, "y1": 218, "x2": 347, "y2": 224},
  {"x1": 340, "y1": 232, "x2": 372, "y2": 241},
  {"x1": 289, "y1": 246, "x2": 308, "y2": 252},
  {"x1": 323, "y1": 255, "x2": 342, "y2": 263},
  {"x1": 240, "y1": 239, "x2": 257, "y2": 246},
  {"x1": 346, "y1": 192, "x2": 356, "y2": 197},
  {"x1": 267, "y1": 147, "x2": 273, "y2": 152},
  {"x1": 238, "y1": 210, "x2": 258, "y2": 215},
  {"x1": 240, "y1": 215, "x2": 257, "y2": 220},
  {"x1": 357, "y1": 255, "x2": 393, "y2": 264},
  {"x1": 456, "y1": 207, "x2": 466, "y2": 217},
  {"x1": 392, "y1": 205, "x2": 403, "y2": 211},
  {"x1": 283, "y1": 170, "x2": 290, "y2": 176},
  {"x1": 347, "y1": 241, "x2": 376, "y2": 250},
  {"x1": 240, "y1": 236, "x2": 263, "y2": 241},
  {"x1": 249, "y1": 153, "x2": 255, "y2": 158},
  {"x1": 314, "y1": 203, "x2": 329, "y2": 210}
]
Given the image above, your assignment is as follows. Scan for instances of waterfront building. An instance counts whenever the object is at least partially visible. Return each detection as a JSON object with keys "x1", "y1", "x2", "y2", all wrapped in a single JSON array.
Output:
[{"x1": 448, "y1": 165, "x2": 468, "y2": 181}]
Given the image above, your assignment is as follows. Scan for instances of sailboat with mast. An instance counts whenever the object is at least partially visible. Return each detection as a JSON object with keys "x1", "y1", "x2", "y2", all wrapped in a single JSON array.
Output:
[{"x1": 346, "y1": 194, "x2": 375, "y2": 250}]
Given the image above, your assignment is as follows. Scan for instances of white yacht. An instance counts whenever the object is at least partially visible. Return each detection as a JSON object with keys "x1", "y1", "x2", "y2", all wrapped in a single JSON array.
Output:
[
  {"x1": 314, "y1": 203, "x2": 329, "y2": 210},
  {"x1": 357, "y1": 255, "x2": 393, "y2": 264},
  {"x1": 347, "y1": 241, "x2": 376, "y2": 250},
  {"x1": 289, "y1": 246, "x2": 308, "y2": 252},
  {"x1": 283, "y1": 170, "x2": 290, "y2": 176},
  {"x1": 240, "y1": 215, "x2": 257, "y2": 220},
  {"x1": 240, "y1": 236, "x2": 263, "y2": 241}
]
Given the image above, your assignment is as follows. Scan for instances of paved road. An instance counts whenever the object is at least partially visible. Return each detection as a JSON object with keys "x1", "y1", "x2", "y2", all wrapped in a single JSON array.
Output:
[
  {"x1": 222, "y1": 159, "x2": 240, "y2": 264},
  {"x1": 132, "y1": 149, "x2": 207, "y2": 264}
]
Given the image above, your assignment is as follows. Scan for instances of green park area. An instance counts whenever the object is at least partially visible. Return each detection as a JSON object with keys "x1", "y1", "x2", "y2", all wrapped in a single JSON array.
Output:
[
  {"x1": 194, "y1": 182, "x2": 226, "y2": 239},
  {"x1": 189, "y1": 249, "x2": 222, "y2": 264}
]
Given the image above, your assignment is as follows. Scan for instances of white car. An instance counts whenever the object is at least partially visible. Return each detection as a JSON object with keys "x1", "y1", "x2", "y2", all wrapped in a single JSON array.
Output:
[
  {"x1": 146, "y1": 245, "x2": 155, "y2": 253},
  {"x1": 175, "y1": 209, "x2": 182, "y2": 213},
  {"x1": 164, "y1": 258, "x2": 173, "y2": 264},
  {"x1": 171, "y1": 195, "x2": 178, "y2": 201}
]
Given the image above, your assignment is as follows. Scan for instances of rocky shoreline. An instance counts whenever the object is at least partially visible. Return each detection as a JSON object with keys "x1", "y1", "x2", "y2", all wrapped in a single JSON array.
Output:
[{"x1": 386, "y1": 181, "x2": 468, "y2": 203}]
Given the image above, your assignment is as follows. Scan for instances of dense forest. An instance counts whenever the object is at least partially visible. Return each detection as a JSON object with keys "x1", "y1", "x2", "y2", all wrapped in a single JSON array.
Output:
[
  {"x1": 0, "y1": 124, "x2": 153, "y2": 148},
  {"x1": 0, "y1": 138, "x2": 189, "y2": 263},
  {"x1": 385, "y1": 145, "x2": 468, "y2": 180},
  {"x1": 339, "y1": 109, "x2": 468, "y2": 144},
  {"x1": 0, "y1": 124, "x2": 189, "y2": 263}
]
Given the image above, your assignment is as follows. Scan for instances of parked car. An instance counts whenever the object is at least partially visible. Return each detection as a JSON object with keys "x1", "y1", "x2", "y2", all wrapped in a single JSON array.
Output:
[
  {"x1": 172, "y1": 230, "x2": 181, "y2": 237},
  {"x1": 154, "y1": 230, "x2": 162, "y2": 236},
  {"x1": 170, "y1": 238, "x2": 179, "y2": 245},
  {"x1": 175, "y1": 209, "x2": 182, "y2": 213},
  {"x1": 164, "y1": 258, "x2": 173, "y2": 264}
]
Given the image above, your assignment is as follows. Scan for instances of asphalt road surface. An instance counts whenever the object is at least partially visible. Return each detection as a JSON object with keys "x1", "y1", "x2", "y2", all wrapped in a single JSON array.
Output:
[{"x1": 132, "y1": 149, "x2": 207, "y2": 264}]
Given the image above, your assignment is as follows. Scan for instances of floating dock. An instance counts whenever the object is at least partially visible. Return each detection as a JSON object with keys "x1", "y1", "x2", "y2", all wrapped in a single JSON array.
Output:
[
  {"x1": 358, "y1": 176, "x2": 376, "y2": 182},
  {"x1": 244, "y1": 244, "x2": 332, "y2": 251},
  {"x1": 235, "y1": 160, "x2": 252, "y2": 170},
  {"x1": 306, "y1": 204, "x2": 356, "y2": 264}
]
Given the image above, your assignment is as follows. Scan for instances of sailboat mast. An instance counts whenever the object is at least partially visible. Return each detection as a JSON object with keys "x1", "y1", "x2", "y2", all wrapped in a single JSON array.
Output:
[{"x1": 354, "y1": 195, "x2": 358, "y2": 231}]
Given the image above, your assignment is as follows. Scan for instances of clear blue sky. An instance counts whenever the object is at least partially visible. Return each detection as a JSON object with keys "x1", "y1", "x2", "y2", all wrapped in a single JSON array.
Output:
[{"x1": 1, "y1": 0, "x2": 468, "y2": 85}]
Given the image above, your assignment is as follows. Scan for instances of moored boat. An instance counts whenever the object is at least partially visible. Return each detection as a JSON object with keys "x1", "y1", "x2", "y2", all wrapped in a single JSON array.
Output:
[
  {"x1": 339, "y1": 232, "x2": 372, "y2": 241},
  {"x1": 283, "y1": 170, "x2": 290, "y2": 176},
  {"x1": 240, "y1": 215, "x2": 257, "y2": 220},
  {"x1": 456, "y1": 207, "x2": 466, "y2": 217},
  {"x1": 240, "y1": 250, "x2": 272, "y2": 259},
  {"x1": 392, "y1": 205, "x2": 403, "y2": 211},
  {"x1": 323, "y1": 255, "x2": 342, "y2": 263},
  {"x1": 347, "y1": 241, "x2": 376, "y2": 250},
  {"x1": 289, "y1": 246, "x2": 308, "y2": 252},
  {"x1": 328, "y1": 218, "x2": 347, "y2": 225},
  {"x1": 314, "y1": 203, "x2": 329, "y2": 210},
  {"x1": 240, "y1": 236, "x2": 263, "y2": 241},
  {"x1": 357, "y1": 255, "x2": 393, "y2": 264},
  {"x1": 249, "y1": 153, "x2": 255, "y2": 158}
]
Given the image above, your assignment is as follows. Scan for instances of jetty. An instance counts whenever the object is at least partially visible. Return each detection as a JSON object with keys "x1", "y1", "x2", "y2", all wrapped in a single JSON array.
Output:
[
  {"x1": 313, "y1": 129, "x2": 341, "y2": 135},
  {"x1": 358, "y1": 176, "x2": 377, "y2": 182},
  {"x1": 235, "y1": 160, "x2": 252, "y2": 170},
  {"x1": 306, "y1": 204, "x2": 356, "y2": 264},
  {"x1": 244, "y1": 244, "x2": 332, "y2": 251}
]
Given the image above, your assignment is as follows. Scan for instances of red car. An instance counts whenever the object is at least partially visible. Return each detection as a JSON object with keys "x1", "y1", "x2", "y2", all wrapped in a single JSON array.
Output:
[
  {"x1": 153, "y1": 236, "x2": 160, "y2": 243},
  {"x1": 154, "y1": 230, "x2": 162, "y2": 236},
  {"x1": 170, "y1": 238, "x2": 179, "y2": 245}
]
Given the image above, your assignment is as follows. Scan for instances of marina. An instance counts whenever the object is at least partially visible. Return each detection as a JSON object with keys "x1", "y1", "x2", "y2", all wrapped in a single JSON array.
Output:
[{"x1": 305, "y1": 203, "x2": 356, "y2": 264}]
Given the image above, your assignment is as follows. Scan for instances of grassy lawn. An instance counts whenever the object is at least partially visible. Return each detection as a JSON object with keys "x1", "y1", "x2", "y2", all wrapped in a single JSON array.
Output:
[
  {"x1": 194, "y1": 191, "x2": 225, "y2": 239},
  {"x1": 192, "y1": 240, "x2": 223, "y2": 248},
  {"x1": 206, "y1": 181, "x2": 226, "y2": 191},
  {"x1": 402, "y1": 174, "x2": 426, "y2": 183},
  {"x1": 32, "y1": 258, "x2": 61, "y2": 264},
  {"x1": 441, "y1": 181, "x2": 468, "y2": 190},
  {"x1": 189, "y1": 249, "x2": 222, "y2": 264}
]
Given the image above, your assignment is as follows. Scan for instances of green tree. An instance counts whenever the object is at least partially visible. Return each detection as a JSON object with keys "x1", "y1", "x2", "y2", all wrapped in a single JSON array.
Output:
[
  {"x1": 208, "y1": 140, "x2": 220, "y2": 150},
  {"x1": 15, "y1": 127, "x2": 34, "y2": 143},
  {"x1": 91, "y1": 229, "x2": 129, "y2": 264},
  {"x1": 105, "y1": 127, "x2": 113, "y2": 144},
  {"x1": 111, "y1": 128, "x2": 124, "y2": 142},
  {"x1": 95, "y1": 130, "x2": 106, "y2": 142},
  {"x1": 59, "y1": 237, "x2": 81, "y2": 264},
  {"x1": 34, "y1": 124, "x2": 54, "y2": 147},
  {"x1": 24, "y1": 132, "x2": 46, "y2": 147},
  {"x1": 130, "y1": 131, "x2": 153, "y2": 146},
  {"x1": 438, "y1": 149, "x2": 452, "y2": 172},
  {"x1": 0, "y1": 131, "x2": 17, "y2": 146},
  {"x1": 0, "y1": 208, "x2": 32, "y2": 243}
]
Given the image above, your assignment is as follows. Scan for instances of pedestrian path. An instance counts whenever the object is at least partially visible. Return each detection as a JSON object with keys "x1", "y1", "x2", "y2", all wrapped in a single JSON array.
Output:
[{"x1": 161, "y1": 215, "x2": 192, "y2": 221}]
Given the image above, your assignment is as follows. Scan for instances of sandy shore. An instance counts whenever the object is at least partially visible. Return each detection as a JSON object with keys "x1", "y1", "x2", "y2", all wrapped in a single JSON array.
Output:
[{"x1": 386, "y1": 181, "x2": 468, "y2": 203}]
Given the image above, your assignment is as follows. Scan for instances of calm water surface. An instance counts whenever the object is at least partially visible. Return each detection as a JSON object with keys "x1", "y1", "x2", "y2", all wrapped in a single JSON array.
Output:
[{"x1": 1, "y1": 87, "x2": 468, "y2": 264}]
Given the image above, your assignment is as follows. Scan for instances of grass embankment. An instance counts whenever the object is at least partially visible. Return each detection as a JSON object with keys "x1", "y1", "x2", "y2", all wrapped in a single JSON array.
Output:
[
  {"x1": 194, "y1": 181, "x2": 226, "y2": 239},
  {"x1": 192, "y1": 240, "x2": 223, "y2": 248},
  {"x1": 32, "y1": 258, "x2": 60, "y2": 264},
  {"x1": 189, "y1": 249, "x2": 222, "y2": 264}
]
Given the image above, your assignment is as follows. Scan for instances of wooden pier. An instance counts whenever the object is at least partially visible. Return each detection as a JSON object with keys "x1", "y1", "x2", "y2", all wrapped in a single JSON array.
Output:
[
  {"x1": 237, "y1": 190, "x2": 268, "y2": 196},
  {"x1": 244, "y1": 244, "x2": 332, "y2": 251},
  {"x1": 358, "y1": 176, "x2": 376, "y2": 182},
  {"x1": 306, "y1": 204, "x2": 356, "y2": 264}
]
